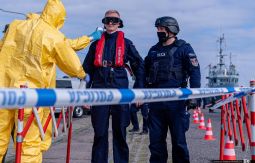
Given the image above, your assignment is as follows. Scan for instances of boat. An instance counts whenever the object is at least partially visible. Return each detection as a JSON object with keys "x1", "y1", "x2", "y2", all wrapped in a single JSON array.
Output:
[
  {"x1": 206, "y1": 34, "x2": 239, "y2": 87},
  {"x1": 204, "y1": 34, "x2": 239, "y2": 111}
]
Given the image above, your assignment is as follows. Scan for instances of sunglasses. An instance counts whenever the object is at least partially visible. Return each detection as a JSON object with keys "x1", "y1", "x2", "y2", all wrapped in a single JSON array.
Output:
[{"x1": 102, "y1": 17, "x2": 121, "y2": 25}]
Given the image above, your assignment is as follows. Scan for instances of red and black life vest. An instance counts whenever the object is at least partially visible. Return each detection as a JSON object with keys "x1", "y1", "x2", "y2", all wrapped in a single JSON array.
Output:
[{"x1": 94, "y1": 31, "x2": 125, "y2": 67}]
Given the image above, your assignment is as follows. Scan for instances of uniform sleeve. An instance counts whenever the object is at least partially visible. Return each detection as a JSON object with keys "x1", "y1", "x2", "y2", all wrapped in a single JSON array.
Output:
[
  {"x1": 126, "y1": 40, "x2": 145, "y2": 88},
  {"x1": 183, "y1": 44, "x2": 201, "y2": 88},
  {"x1": 54, "y1": 39, "x2": 86, "y2": 79},
  {"x1": 144, "y1": 52, "x2": 152, "y2": 87},
  {"x1": 66, "y1": 35, "x2": 91, "y2": 51},
  {"x1": 82, "y1": 42, "x2": 96, "y2": 88},
  {"x1": 82, "y1": 42, "x2": 96, "y2": 75}
]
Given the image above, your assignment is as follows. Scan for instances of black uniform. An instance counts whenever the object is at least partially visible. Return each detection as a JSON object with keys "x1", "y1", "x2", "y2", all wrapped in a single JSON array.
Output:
[
  {"x1": 83, "y1": 31, "x2": 144, "y2": 163},
  {"x1": 145, "y1": 38, "x2": 201, "y2": 163}
]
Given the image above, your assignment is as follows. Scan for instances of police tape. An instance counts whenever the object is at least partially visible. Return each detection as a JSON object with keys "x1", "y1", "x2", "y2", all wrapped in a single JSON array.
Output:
[
  {"x1": 210, "y1": 90, "x2": 250, "y2": 110},
  {"x1": 0, "y1": 87, "x2": 253, "y2": 109}
]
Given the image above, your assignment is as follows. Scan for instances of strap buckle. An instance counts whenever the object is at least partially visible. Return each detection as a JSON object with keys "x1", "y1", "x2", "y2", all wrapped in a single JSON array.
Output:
[
  {"x1": 102, "y1": 60, "x2": 112, "y2": 67},
  {"x1": 102, "y1": 60, "x2": 107, "y2": 67}
]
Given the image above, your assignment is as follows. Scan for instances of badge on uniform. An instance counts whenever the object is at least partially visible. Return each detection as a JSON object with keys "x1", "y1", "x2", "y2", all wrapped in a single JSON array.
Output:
[
  {"x1": 190, "y1": 58, "x2": 199, "y2": 67},
  {"x1": 157, "y1": 52, "x2": 166, "y2": 57}
]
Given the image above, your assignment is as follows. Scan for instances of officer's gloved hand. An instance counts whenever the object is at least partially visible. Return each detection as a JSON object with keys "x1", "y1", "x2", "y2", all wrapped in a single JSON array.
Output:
[
  {"x1": 186, "y1": 99, "x2": 197, "y2": 110},
  {"x1": 89, "y1": 27, "x2": 103, "y2": 41}
]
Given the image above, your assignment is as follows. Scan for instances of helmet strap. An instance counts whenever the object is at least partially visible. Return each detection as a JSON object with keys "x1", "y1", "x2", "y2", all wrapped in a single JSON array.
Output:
[{"x1": 166, "y1": 32, "x2": 175, "y2": 41}]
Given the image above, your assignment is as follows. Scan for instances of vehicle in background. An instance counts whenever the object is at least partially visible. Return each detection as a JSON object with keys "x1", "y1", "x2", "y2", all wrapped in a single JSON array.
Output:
[{"x1": 55, "y1": 77, "x2": 90, "y2": 118}]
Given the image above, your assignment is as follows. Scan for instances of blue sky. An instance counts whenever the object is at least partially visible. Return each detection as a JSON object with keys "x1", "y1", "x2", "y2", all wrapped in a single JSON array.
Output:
[{"x1": 0, "y1": 0, "x2": 255, "y2": 86}]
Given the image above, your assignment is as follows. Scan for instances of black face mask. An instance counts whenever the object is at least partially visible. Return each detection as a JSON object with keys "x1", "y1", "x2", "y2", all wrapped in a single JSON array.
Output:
[{"x1": 157, "y1": 32, "x2": 169, "y2": 43}]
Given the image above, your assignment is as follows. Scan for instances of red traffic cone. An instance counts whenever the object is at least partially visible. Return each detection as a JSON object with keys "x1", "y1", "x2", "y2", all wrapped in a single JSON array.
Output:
[
  {"x1": 198, "y1": 113, "x2": 206, "y2": 130},
  {"x1": 193, "y1": 112, "x2": 199, "y2": 124},
  {"x1": 204, "y1": 118, "x2": 215, "y2": 140},
  {"x1": 223, "y1": 137, "x2": 236, "y2": 160}
]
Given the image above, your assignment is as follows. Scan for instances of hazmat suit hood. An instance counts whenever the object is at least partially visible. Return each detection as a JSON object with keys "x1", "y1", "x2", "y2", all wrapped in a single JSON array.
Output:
[{"x1": 41, "y1": 0, "x2": 66, "y2": 30}]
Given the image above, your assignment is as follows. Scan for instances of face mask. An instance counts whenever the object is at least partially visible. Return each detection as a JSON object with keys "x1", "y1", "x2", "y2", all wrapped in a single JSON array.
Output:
[{"x1": 157, "y1": 32, "x2": 168, "y2": 43}]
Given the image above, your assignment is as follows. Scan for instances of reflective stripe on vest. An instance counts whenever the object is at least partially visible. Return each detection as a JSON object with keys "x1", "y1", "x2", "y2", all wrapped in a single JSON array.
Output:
[{"x1": 94, "y1": 31, "x2": 125, "y2": 67}]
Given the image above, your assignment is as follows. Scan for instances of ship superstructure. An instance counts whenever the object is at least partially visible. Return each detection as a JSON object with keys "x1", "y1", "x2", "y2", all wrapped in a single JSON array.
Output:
[{"x1": 206, "y1": 34, "x2": 239, "y2": 87}]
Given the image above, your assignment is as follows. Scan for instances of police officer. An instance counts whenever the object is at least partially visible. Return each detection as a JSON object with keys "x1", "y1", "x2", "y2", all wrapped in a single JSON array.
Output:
[
  {"x1": 83, "y1": 10, "x2": 144, "y2": 163},
  {"x1": 145, "y1": 16, "x2": 201, "y2": 163}
]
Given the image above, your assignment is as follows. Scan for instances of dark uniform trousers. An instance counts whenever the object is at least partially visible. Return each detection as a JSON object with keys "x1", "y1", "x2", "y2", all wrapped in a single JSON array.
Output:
[
  {"x1": 148, "y1": 102, "x2": 190, "y2": 163},
  {"x1": 130, "y1": 104, "x2": 149, "y2": 131},
  {"x1": 91, "y1": 104, "x2": 130, "y2": 163}
]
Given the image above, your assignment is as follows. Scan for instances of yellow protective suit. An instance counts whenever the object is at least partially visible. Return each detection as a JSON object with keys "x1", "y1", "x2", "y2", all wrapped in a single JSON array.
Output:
[
  {"x1": 24, "y1": 12, "x2": 91, "y2": 154},
  {"x1": 0, "y1": 0, "x2": 88, "y2": 162}
]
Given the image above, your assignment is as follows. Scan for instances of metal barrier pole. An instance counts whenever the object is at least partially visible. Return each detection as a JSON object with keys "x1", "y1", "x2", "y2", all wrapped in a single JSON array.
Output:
[
  {"x1": 249, "y1": 80, "x2": 255, "y2": 160},
  {"x1": 241, "y1": 96, "x2": 252, "y2": 145},
  {"x1": 65, "y1": 80, "x2": 86, "y2": 163},
  {"x1": 66, "y1": 106, "x2": 73, "y2": 163},
  {"x1": 15, "y1": 85, "x2": 27, "y2": 163},
  {"x1": 43, "y1": 109, "x2": 53, "y2": 133},
  {"x1": 220, "y1": 95, "x2": 226, "y2": 160},
  {"x1": 225, "y1": 94, "x2": 233, "y2": 140},
  {"x1": 235, "y1": 99, "x2": 246, "y2": 151},
  {"x1": 56, "y1": 108, "x2": 67, "y2": 134},
  {"x1": 32, "y1": 107, "x2": 45, "y2": 140},
  {"x1": 56, "y1": 110, "x2": 63, "y2": 129},
  {"x1": 62, "y1": 107, "x2": 67, "y2": 133},
  {"x1": 15, "y1": 107, "x2": 24, "y2": 163},
  {"x1": 50, "y1": 107, "x2": 58, "y2": 137},
  {"x1": 230, "y1": 100, "x2": 238, "y2": 145}
]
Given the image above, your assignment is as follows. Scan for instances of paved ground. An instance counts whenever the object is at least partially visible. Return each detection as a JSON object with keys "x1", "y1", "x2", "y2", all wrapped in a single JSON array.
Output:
[{"x1": 5, "y1": 108, "x2": 251, "y2": 163}]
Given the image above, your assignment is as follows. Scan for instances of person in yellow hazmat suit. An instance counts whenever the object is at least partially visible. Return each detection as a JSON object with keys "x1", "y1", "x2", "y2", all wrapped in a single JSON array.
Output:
[
  {"x1": 24, "y1": 12, "x2": 95, "y2": 155},
  {"x1": 0, "y1": 13, "x2": 98, "y2": 163},
  {"x1": 0, "y1": 0, "x2": 102, "y2": 162}
]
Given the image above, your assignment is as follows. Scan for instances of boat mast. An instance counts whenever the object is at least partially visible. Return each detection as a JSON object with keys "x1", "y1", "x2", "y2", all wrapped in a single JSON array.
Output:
[{"x1": 217, "y1": 34, "x2": 226, "y2": 69}]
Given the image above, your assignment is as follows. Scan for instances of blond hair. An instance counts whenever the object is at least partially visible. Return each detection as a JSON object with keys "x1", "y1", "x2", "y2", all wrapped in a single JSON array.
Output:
[{"x1": 104, "y1": 10, "x2": 120, "y2": 17}]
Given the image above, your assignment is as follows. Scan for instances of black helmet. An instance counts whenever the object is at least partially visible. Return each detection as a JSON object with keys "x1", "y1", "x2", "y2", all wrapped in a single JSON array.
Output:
[{"x1": 155, "y1": 16, "x2": 179, "y2": 35}]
